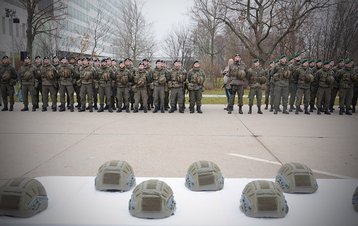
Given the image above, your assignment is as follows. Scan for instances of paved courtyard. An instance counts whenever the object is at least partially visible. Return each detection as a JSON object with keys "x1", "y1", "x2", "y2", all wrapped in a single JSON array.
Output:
[{"x1": 0, "y1": 103, "x2": 357, "y2": 185}]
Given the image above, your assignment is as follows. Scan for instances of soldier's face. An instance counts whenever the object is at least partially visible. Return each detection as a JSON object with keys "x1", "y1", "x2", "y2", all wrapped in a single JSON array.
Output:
[
  {"x1": 24, "y1": 58, "x2": 31, "y2": 64},
  {"x1": 44, "y1": 59, "x2": 50, "y2": 64},
  {"x1": 89, "y1": 61, "x2": 94, "y2": 65},
  {"x1": 54, "y1": 58, "x2": 59, "y2": 64},
  {"x1": 254, "y1": 62, "x2": 259, "y2": 67},
  {"x1": 106, "y1": 60, "x2": 111, "y2": 66},
  {"x1": 310, "y1": 62, "x2": 315, "y2": 67},
  {"x1": 120, "y1": 63, "x2": 125, "y2": 68},
  {"x1": 2, "y1": 58, "x2": 9, "y2": 64},
  {"x1": 61, "y1": 59, "x2": 68, "y2": 64},
  {"x1": 338, "y1": 62, "x2": 344, "y2": 67},
  {"x1": 156, "y1": 62, "x2": 162, "y2": 68},
  {"x1": 303, "y1": 62, "x2": 309, "y2": 67},
  {"x1": 174, "y1": 62, "x2": 181, "y2": 68},
  {"x1": 95, "y1": 61, "x2": 100, "y2": 67},
  {"x1": 330, "y1": 61, "x2": 334, "y2": 66},
  {"x1": 83, "y1": 60, "x2": 88, "y2": 65},
  {"x1": 234, "y1": 56, "x2": 241, "y2": 62},
  {"x1": 35, "y1": 59, "x2": 42, "y2": 65},
  {"x1": 228, "y1": 59, "x2": 234, "y2": 65},
  {"x1": 138, "y1": 65, "x2": 144, "y2": 70},
  {"x1": 102, "y1": 62, "x2": 107, "y2": 67},
  {"x1": 324, "y1": 64, "x2": 330, "y2": 69},
  {"x1": 194, "y1": 63, "x2": 200, "y2": 68},
  {"x1": 78, "y1": 60, "x2": 82, "y2": 65},
  {"x1": 112, "y1": 61, "x2": 116, "y2": 66},
  {"x1": 280, "y1": 58, "x2": 287, "y2": 64},
  {"x1": 317, "y1": 62, "x2": 322, "y2": 67}
]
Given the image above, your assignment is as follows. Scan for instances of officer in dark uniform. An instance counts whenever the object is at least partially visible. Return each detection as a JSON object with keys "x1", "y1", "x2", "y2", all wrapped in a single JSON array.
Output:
[{"x1": 18, "y1": 56, "x2": 37, "y2": 111}]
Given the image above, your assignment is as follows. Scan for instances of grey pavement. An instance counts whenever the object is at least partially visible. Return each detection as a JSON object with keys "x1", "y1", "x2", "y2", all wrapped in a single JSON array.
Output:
[{"x1": 0, "y1": 103, "x2": 357, "y2": 185}]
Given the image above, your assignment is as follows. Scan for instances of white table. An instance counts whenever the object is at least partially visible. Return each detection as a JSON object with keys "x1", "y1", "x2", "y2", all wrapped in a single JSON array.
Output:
[{"x1": 0, "y1": 177, "x2": 357, "y2": 226}]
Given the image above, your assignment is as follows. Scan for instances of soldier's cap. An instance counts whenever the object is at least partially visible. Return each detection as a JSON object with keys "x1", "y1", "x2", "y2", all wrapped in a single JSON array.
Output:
[
  {"x1": 316, "y1": 59, "x2": 322, "y2": 63},
  {"x1": 43, "y1": 56, "x2": 49, "y2": 60},
  {"x1": 24, "y1": 56, "x2": 31, "y2": 60},
  {"x1": 345, "y1": 58, "x2": 353, "y2": 64},
  {"x1": 274, "y1": 58, "x2": 279, "y2": 63},
  {"x1": 124, "y1": 58, "x2": 132, "y2": 62},
  {"x1": 338, "y1": 58, "x2": 344, "y2": 63},
  {"x1": 288, "y1": 57, "x2": 294, "y2": 62},
  {"x1": 60, "y1": 57, "x2": 67, "y2": 61},
  {"x1": 308, "y1": 59, "x2": 314, "y2": 63},
  {"x1": 173, "y1": 59, "x2": 181, "y2": 64},
  {"x1": 329, "y1": 59, "x2": 334, "y2": 62},
  {"x1": 323, "y1": 61, "x2": 330, "y2": 65},
  {"x1": 138, "y1": 62, "x2": 144, "y2": 66},
  {"x1": 301, "y1": 59, "x2": 308, "y2": 64},
  {"x1": 142, "y1": 58, "x2": 149, "y2": 62},
  {"x1": 70, "y1": 56, "x2": 76, "y2": 60},
  {"x1": 156, "y1": 59, "x2": 161, "y2": 64},
  {"x1": 101, "y1": 59, "x2": 106, "y2": 63},
  {"x1": 234, "y1": 53, "x2": 241, "y2": 57},
  {"x1": 193, "y1": 60, "x2": 199, "y2": 65},
  {"x1": 279, "y1": 54, "x2": 286, "y2": 59},
  {"x1": 35, "y1": 56, "x2": 41, "y2": 60},
  {"x1": 82, "y1": 57, "x2": 89, "y2": 61},
  {"x1": 119, "y1": 61, "x2": 123, "y2": 64},
  {"x1": 2, "y1": 55, "x2": 9, "y2": 59},
  {"x1": 111, "y1": 59, "x2": 117, "y2": 62},
  {"x1": 252, "y1": 58, "x2": 259, "y2": 63},
  {"x1": 53, "y1": 55, "x2": 59, "y2": 59},
  {"x1": 293, "y1": 52, "x2": 301, "y2": 58}
]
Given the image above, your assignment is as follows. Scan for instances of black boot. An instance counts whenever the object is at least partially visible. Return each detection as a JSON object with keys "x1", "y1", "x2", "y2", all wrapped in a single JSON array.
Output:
[
  {"x1": 108, "y1": 107, "x2": 113, "y2": 113},
  {"x1": 189, "y1": 106, "x2": 194, "y2": 114},
  {"x1": 59, "y1": 105, "x2": 66, "y2": 112},
  {"x1": 238, "y1": 105, "x2": 243, "y2": 114},
  {"x1": 79, "y1": 106, "x2": 85, "y2": 112},
  {"x1": 139, "y1": 105, "x2": 144, "y2": 110},
  {"x1": 248, "y1": 106, "x2": 252, "y2": 114},
  {"x1": 317, "y1": 108, "x2": 321, "y2": 115},
  {"x1": 161, "y1": 107, "x2": 165, "y2": 113},
  {"x1": 339, "y1": 108, "x2": 344, "y2": 115},
  {"x1": 264, "y1": 104, "x2": 268, "y2": 110},
  {"x1": 346, "y1": 109, "x2": 352, "y2": 115},
  {"x1": 126, "y1": 106, "x2": 130, "y2": 113},
  {"x1": 269, "y1": 105, "x2": 274, "y2": 112},
  {"x1": 133, "y1": 107, "x2": 138, "y2": 113},
  {"x1": 52, "y1": 106, "x2": 57, "y2": 112},
  {"x1": 98, "y1": 105, "x2": 104, "y2": 112},
  {"x1": 70, "y1": 104, "x2": 74, "y2": 112},
  {"x1": 282, "y1": 106, "x2": 289, "y2": 114},
  {"x1": 32, "y1": 106, "x2": 36, "y2": 111},
  {"x1": 304, "y1": 106, "x2": 310, "y2": 115},
  {"x1": 197, "y1": 106, "x2": 203, "y2": 114},
  {"x1": 228, "y1": 106, "x2": 232, "y2": 114},
  {"x1": 94, "y1": 103, "x2": 98, "y2": 110},
  {"x1": 153, "y1": 106, "x2": 158, "y2": 113},
  {"x1": 257, "y1": 106, "x2": 263, "y2": 114},
  {"x1": 289, "y1": 105, "x2": 294, "y2": 112},
  {"x1": 21, "y1": 106, "x2": 29, "y2": 111},
  {"x1": 309, "y1": 104, "x2": 314, "y2": 112},
  {"x1": 131, "y1": 104, "x2": 134, "y2": 110},
  {"x1": 169, "y1": 107, "x2": 175, "y2": 113},
  {"x1": 324, "y1": 108, "x2": 331, "y2": 115},
  {"x1": 89, "y1": 106, "x2": 93, "y2": 112},
  {"x1": 42, "y1": 106, "x2": 47, "y2": 112},
  {"x1": 179, "y1": 107, "x2": 184, "y2": 113},
  {"x1": 144, "y1": 107, "x2": 148, "y2": 113},
  {"x1": 295, "y1": 108, "x2": 299, "y2": 114},
  {"x1": 117, "y1": 107, "x2": 122, "y2": 113},
  {"x1": 298, "y1": 106, "x2": 303, "y2": 112},
  {"x1": 9, "y1": 105, "x2": 13, "y2": 111}
]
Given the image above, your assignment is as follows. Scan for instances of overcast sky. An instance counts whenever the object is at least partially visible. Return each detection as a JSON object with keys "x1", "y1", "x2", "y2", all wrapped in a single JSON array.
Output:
[{"x1": 142, "y1": 0, "x2": 194, "y2": 56}]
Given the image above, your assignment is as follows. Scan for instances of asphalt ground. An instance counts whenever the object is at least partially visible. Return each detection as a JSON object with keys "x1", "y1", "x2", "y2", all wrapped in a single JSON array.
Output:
[{"x1": 0, "y1": 103, "x2": 357, "y2": 186}]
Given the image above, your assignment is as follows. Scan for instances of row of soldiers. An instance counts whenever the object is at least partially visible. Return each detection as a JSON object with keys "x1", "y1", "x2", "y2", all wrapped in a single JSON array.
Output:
[
  {"x1": 0, "y1": 55, "x2": 206, "y2": 113},
  {"x1": 223, "y1": 53, "x2": 358, "y2": 115}
]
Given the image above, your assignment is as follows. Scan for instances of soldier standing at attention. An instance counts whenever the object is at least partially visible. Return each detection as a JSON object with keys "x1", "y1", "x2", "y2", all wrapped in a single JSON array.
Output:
[
  {"x1": 58, "y1": 57, "x2": 76, "y2": 112},
  {"x1": 40, "y1": 57, "x2": 58, "y2": 112},
  {"x1": 133, "y1": 63, "x2": 148, "y2": 113},
  {"x1": 152, "y1": 59, "x2": 167, "y2": 113},
  {"x1": 115, "y1": 61, "x2": 131, "y2": 113},
  {"x1": 264, "y1": 61, "x2": 274, "y2": 110},
  {"x1": 32, "y1": 56, "x2": 43, "y2": 109},
  {"x1": 338, "y1": 58, "x2": 356, "y2": 115},
  {"x1": 97, "y1": 59, "x2": 114, "y2": 113},
  {"x1": 222, "y1": 58, "x2": 233, "y2": 111},
  {"x1": 79, "y1": 58, "x2": 95, "y2": 112},
  {"x1": 0, "y1": 56, "x2": 17, "y2": 111},
  {"x1": 246, "y1": 59, "x2": 266, "y2": 114},
  {"x1": 92, "y1": 59, "x2": 100, "y2": 110},
  {"x1": 309, "y1": 59, "x2": 322, "y2": 112},
  {"x1": 289, "y1": 53, "x2": 301, "y2": 112},
  {"x1": 272, "y1": 55, "x2": 291, "y2": 114},
  {"x1": 295, "y1": 59, "x2": 313, "y2": 114},
  {"x1": 330, "y1": 59, "x2": 344, "y2": 112},
  {"x1": 227, "y1": 54, "x2": 247, "y2": 114},
  {"x1": 169, "y1": 60, "x2": 187, "y2": 113},
  {"x1": 125, "y1": 58, "x2": 136, "y2": 111},
  {"x1": 70, "y1": 57, "x2": 82, "y2": 109},
  {"x1": 269, "y1": 59, "x2": 279, "y2": 112},
  {"x1": 187, "y1": 61, "x2": 205, "y2": 114},
  {"x1": 316, "y1": 61, "x2": 334, "y2": 115},
  {"x1": 18, "y1": 56, "x2": 37, "y2": 111},
  {"x1": 143, "y1": 59, "x2": 153, "y2": 111}
]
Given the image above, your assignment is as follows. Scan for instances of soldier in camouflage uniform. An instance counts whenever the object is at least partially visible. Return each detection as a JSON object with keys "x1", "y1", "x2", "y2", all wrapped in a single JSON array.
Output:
[
  {"x1": 152, "y1": 60, "x2": 167, "y2": 113},
  {"x1": 338, "y1": 58, "x2": 356, "y2": 115},
  {"x1": 169, "y1": 60, "x2": 187, "y2": 113},
  {"x1": 246, "y1": 59, "x2": 266, "y2": 114},
  {"x1": 133, "y1": 63, "x2": 149, "y2": 113},
  {"x1": 18, "y1": 56, "x2": 37, "y2": 111},
  {"x1": 78, "y1": 58, "x2": 95, "y2": 112},
  {"x1": 309, "y1": 59, "x2": 322, "y2": 112},
  {"x1": 33, "y1": 56, "x2": 43, "y2": 109},
  {"x1": 114, "y1": 61, "x2": 132, "y2": 113},
  {"x1": 111, "y1": 59, "x2": 118, "y2": 110},
  {"x1": 187, "y1": 61, "x2": 205, "y2": 114},
  {"x1": 352, "y1": 65, "x2": 358, "y2": 113},
  {"x1": 70, "y1": 57, "x2": 82, "y2": 109},
  {"x1": 264, "y1": 61, "x2": 274, "y2": 110},
  {"x1": 272, "y1": 55, "x2": 291, "y2": 114},
  {"x1": 289, "y1": 53, "x2": 301, "y2": 112},
  {"x1": 91, "y1": 59, "x2": 100, "y2": 110},
  {"x1": 58, "y1": 57, "x2": 76, "y2": 112},
  {"x1": 0, "y1": 56, "x2": 17, "y2": 111},
  {"x1": 295, "y1": 59, "x2": 313, "y2": 114},
  {"x1": 330, "y1": 59, "x2": 344, "y2": 112},
  {"x1": 40, "y1": 57, "x2": 58, "y2": 112},
  {"x1": 269, "y1": 59, "x2": 279, "y2": 112},
  {"x1": 143, "y1": 59, "x2": 153, "y2": 110},
  {"x1": 316, "y1": 61, "x2": 334, "y2": 115},
  {"x1": 96, "y1": 59, "x2": 114, "y2": 113},
  {"x1": 227, "y1": 54, "x2": 247, "y2": 114},
  {"x1": 125, "y1": 58, "x2": 136, "y2": 110},
  {"x1": 162, "y1": 60, "x2": 171, "y2": 111}
]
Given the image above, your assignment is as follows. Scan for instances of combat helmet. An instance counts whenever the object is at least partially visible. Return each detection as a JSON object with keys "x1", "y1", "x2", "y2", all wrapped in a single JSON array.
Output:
[
  {"x1": 240, "y1": 180, "x2": 288, "y2": 218},
  {"x1": 276, "y1": 162, "x2": 318, "y2": 193},
  {"x1": 185, "y1": 160, "x2": 224, "y2": 191},
  {"x1": 0, "y1": 177, "x2": 48, "y2": 218},
  {"x1": 95, "y1": 160, "x2": 136, "y2": 192},
  {"x1": 129, "y1": 179, "x2": 176, "y2": 219}
]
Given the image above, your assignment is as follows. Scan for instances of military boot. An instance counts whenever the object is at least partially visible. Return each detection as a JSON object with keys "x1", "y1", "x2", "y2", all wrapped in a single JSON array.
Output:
[
  {"x1": 189, "y1": 105, "x2": 195, "y2": 114},
  {"x1": 304, "y1": 106, "x2": 310, "y2": 115},
  {"x1": 339, "y1": 107, "x2": 344, "y2": 115},
  {"x1": 269, "y1": 105, "x2": 274, "y2": 112},
  {"x1": 324, "y1": 108, "x2": 331, "y2": 115},
  {"x1": 238, "y1": 105, "x2": 243, "y2": 114},
  {"x1": 131, "y1": 104, "x2": 134, "y2": 110},
  {"x1": 126, "y1": 106, "x2": 130, "y2": 113},
  {"x1": 160, "y1": 107, "x2": 165, "y2": 113},
  {"x1": 98, "y1": 104, "x2": 104, "y2": 112},
  {"x1": 197, "y1": 106, "x2": 203, "y2": 114},
  {"x1": 298, "y1": 106, "x2": 303, "y2": 112},
  {"x1": 169, "y1": 107, "x2": 175, "y2": 113},
  {"x1": 104, "y1": 105, "x2": 108, "y2": 110},
  {"x1": 346, "y1": 109, "x2": 352, "y2": 115},
  {"x1": 139, "y1": 105, "x2": 144, "y2": 110},
  {"x1": 264, "y1": 104, "x2": 268, "y2": 110},
  {"x1": 9, "y1": 104, "x2": 13, "y2": 111},
  {"x1": 32, "y1": 106, "x2": 36, "y2": 112},
  {"x1": 248, "y1": 106, "x2": 252, "y2": 114},
  {"x1": 227, "y1": 106, "x2": 232, "y2": 114},
  {"x1": 117, "y1": 107, "x2": 122, "y2": 113},
  {"x1": 89, "y1": 105, "x2": 93, "y2": 112},
  {"x1": 179, "y1": 107, "x2": 184, "y2": 113},
  {"x1": 143, "y1": 107, "x2": 148, "y2": 113},
  {"x1": 21, "y1": 106, "x2": 29, "y2": 111},
  {"x1": 108, "y1": 106, "x2": 113, "y2": 113},
  {"x1": 289, "y1": 105, "x2": 294, "y2": 112},
  {"x1": 317, "y1": 108, "x2": 321, "y2": 115},
  {"x1": 52, "y1": 106, "x2": 57, "y2": 112},
  {"x1": 153, "y1": 106, "x2": 158, "y2": 113},
  {"x1": 70, "y1": 104, "x2": 74, "y2": 112},
  {"x1": 79, "y1": 106, "x2": 85, "y2": 112},
  {"x1": 42, "y1": 106, "x2": 47, "y2": 112},
  {"x1": 93, "y1": 103, "x2": 98, "y2": 110},
  {"x1": 295, "y1": 108, "x2": 299, "y2": 114},
  {"x1": 257, "y1": 106, "x2": 263, "y2": 114},
  {"x1": 133, "y1": 107, "x2": 138, "y2": 113},
  {"x1": 309, "y1": 104, "x2": 314, "y2": 112},
  {"x1": 59, "y1": 105, "x2": 66, "y2": 112},
  {"x1": 282, "y1": 106, "x2": 289, "y2": 114}
]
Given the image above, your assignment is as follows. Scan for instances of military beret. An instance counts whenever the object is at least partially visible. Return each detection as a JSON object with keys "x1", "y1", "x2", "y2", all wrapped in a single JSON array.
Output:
[
  {"x1": 142, "y1": 58, "x2": 149, "y2": 62},
  {"x1": 124, "y1": 58, "x2": 132, "y2": 62},
  {"x1": 156, "y1": 59, "x2": 161, "y2": 64},
  {"x1": 119, "y1": 61, "x2": 123, "y2": 64},
  {"x1": 316, "y1": 59, "x2": 322, "y2": 63},
  {"x1": 2, "y1": 55, "x2": 9, "y2": 59},
  {"x1": 323, "y1": 61, "x2": 330, "y2": 65},
  {"x1": 138, "y1": 62, "x2": 144, "y2": 66},
  {"x1": 101, "y1": 59, "x2": 106, "y2": 63},
  {"x1": 274, "y1": 59, "x2": 279, "y2": 63},
  {"x1": 35, "y1": 56, "x2": 41, "y2": 59},
  {"x1": 301, "y1": 59, "x2": 308, "y2": 63},
  {"x1": 308, "y1": 60, "x2": 314, "y2": 63},
  {"x1": 25, "y1": 56, "x2": 31, "y2": 60},
  {"x1": 70, "y1": 56, "x2": 75, "y2": 60},
  {"x1": 280, "y1": 54, "x2": 286, "y2": 59},
  {"x1": 288, "y1": 57, "x2": 294, "y2": 62},
  {"x1": 60, "y1": 57, "x2": 67, "y2": 61},
  {"x1": 293, "y1": 52, "x2": 301, "y2": 58},
  {"x1": 53, "y1": 55, "x2": 58, "y2": 59},
  {"x1": 345, "y1": 58, "x2": 353, "y2": 64},
  {"x1": 193, "y1": 60, "x2": 199, "y2": 65},
  {"x1": 43, "y1": 56, "x2": 49, "y2": 60},
  {"x1": 94, "y1": 59, "x2": 99, "y2": 62},
  {"x1": 173, "y1": 59, "x2": 181, "y2": 64},
  {"x1": 111, "y1": 59, "x2": 117, "y2": 62},
  {"x1": 338, "y1": 59, "x2": 344, "y2": 63},
  {"x1": 252, "y1": 58, "x2": 259, "y2": 63},
  {"x1": 234, "y1": 53, "x2": 241, "y2": 57}
]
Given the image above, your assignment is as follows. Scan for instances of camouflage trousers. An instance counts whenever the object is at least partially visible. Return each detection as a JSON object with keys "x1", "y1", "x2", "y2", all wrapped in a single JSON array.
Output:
[
  {"x1": 274, "y1": 84, "x2": 289, "y2": 110},
  {"x1": 353, "y1": 86, "x2": 358, "y2": 109},
  {"x1": 22, "y1": 84, "x2": 36, "y2": 107},
  {"x1": 59, "y1": 84, "x2": 74, "y2": 106},
  {"x1": 42, "y1": 85, "x2": 57, "y2": 108},
  {"x1": 229, "y1": 85, "x2": 244, "y2": 108},
  {"x1": 295, "y1": 87, "x2": 310, "y2": 108},
  {"x1": 153, "y1": 85, "x2": 165, "y2": 109},
  {"x1": 248, "y1": 87, "x2": 262, "y2": 106},
  {"x1": 330, "y1": 87, "x2": 339, "y2": 109},
  {"x1": 265, "y1": 84, "x2": 270, "y2": 106},
  {"x1": 339, "y1": 88, "x2": 353, "y2": 109},
  {"x1": 80, "y1": 84, "x2": 93, "y2": 106},
  {"x1": 317, "y1": 87, "x2": 331, "y2": 110},
  {"x1": 170, "y1": 87, "x2": 184, "y2": 108},
  {"x1": 0, "y1": 83, "x2": 15, "y2": 107},
  {"x1": 134, "y1": 87, "x2": 147, "y2": 110},
  {"x1": 189, "y1": 89, "x2": 202, "y2": 109},
  {"x1": 289, "y1": 83, "x2": 297, "y2": 106},
  {"x1": 310, "y1": 85, "x2": 318, "y2": 107},
  {"x1": 117, "y1": 87, "x2": 129, "y2": 108},
  {"x1": 99, "y1": 85, "x2": 112, "y2": 106},
  {"x1": 269, "y1": 83, "x2": 275, "y2": 106}
]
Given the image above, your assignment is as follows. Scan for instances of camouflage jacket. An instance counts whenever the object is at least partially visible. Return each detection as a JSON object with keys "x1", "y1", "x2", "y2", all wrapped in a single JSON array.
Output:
[
  {"x1": 96, "y1": 66, "x2": 114, "y2": 87},
  {"x1": 316, "y1": 68, "x2": 334, "y2": 88},
  {"x1": 40, "y1": 63, "x2": 57, "y2": 86},
  {"x1": 79, "y1": 65, "x2": 95, "y2": 85},
  {"x1": 228, "y1": 61, "x2": 247, "y2": 85},
  {"x1": 151, "y1": 67, "x2": 167, "y2": 86},
  {"x1": 169, "y1": 67, "x2": 187, "y2": 88},
  {"x1": 58, "y1": 63, "x2": 76, "y2": 86},
  {"x1": 187, "y1": 68, "x2": 205, "y2": 91},
  {"x1": 0, "y1": 63, "x2": 17, "y2": 85},
  {"x1": 338, "y1": 67, "x2": 356, "y2": 89},
  {"x1": 18, "y1": 63, "x2": 36, "y2": 85},
  {"x1": 114, "y1": 67, "x2": 132, "y2": 88},
  {"x1": 272, "y1": 63, "x2": 291, "y2": 87},
  {"x1": 133, "y1": 69, "x2": 148, "y2": 89},
  {"x1": 297, "y1": 66, "x2": 313, "y2": 89},
  {"x1": 246, "y1": 66, "x2": 266, "y2": 88}
]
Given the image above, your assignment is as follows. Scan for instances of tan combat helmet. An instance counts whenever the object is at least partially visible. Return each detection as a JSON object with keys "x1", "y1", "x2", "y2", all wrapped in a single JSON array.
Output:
[
  {"x1": 185, "y1": 160, "x2": 224, "y2": 191},
  {"x1": 95, "y1": 160, "x2": 136, "y2": 192},
  {"x1": 0, "y1": 177, "x2": 48, "y2": 218},
  {"x1": 129, "y1": 179, "x2": 176, "y2": 219},
  {"x1": 275, "y1": 162, "x2": 318, "y2": 193},
  {"x1": 240, "y1": 180, "x2": 288, "y2": 218},
  {"x1": 353, "y1": 187, "x2": 358, "y2": 212}
]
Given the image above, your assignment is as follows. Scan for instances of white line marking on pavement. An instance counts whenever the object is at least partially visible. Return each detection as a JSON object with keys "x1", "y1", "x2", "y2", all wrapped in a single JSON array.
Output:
[{"x1": 227, "y1": 153, "x2": 355, "y2": 179}]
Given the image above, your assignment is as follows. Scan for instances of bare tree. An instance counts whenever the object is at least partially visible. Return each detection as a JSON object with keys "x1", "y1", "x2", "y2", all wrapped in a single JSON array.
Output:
[
  {"x1": 88, "y1": 4, "x2": 110, "y2": 57},
  {"x1": 115, "y1": 0, "x2": 156, "y2": 63},
  {"x1": 19, "y1": 0, "x2": 67, "y2": 57},
  {"x1": 196, "y1": 0, "x2": 334, "y2": 64},
  {"x1": 164, "y1": 25, "x2": 194, "y2": 70}
]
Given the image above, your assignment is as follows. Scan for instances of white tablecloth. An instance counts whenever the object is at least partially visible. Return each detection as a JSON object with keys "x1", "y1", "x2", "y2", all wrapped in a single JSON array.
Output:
[{"x1": 0, "y1": 177, "x2": 357, "y2": 226}]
